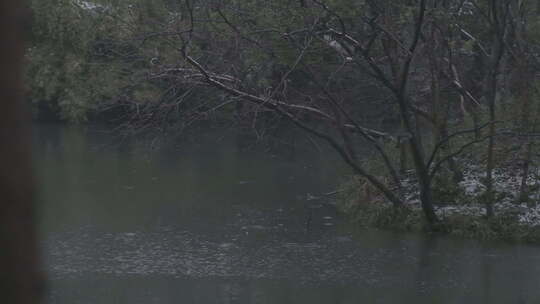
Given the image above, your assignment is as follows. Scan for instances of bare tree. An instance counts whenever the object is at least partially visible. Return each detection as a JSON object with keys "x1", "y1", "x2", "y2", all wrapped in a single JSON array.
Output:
[
  {"x1": 505, "y1": 0, "x2": 540, "y2": 205},
  {"x1": 107, "y1": 0, "x2": 517, "y2": 225},
  {"x1": 471, "y1": 0, "x2": 510, "y2": 217},
  {"x1": 152, "y1": 0, "x2": 507, "y2": 225}
]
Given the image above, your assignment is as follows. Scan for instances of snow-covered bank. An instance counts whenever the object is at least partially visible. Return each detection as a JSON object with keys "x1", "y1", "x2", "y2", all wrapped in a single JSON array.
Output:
[
  {"x1": 339, "y1": 164, "x2": 540, "y2": 242},
  {"x1": 401, "y1": 165, "x2": 540, "y2": 226}
]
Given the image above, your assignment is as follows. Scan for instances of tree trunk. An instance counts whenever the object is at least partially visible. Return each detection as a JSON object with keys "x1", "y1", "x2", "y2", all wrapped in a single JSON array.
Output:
[
  {"x1": 0, "y1": 1, "x2": 44, "y2": 303},
  {"x1": 439, "y1": 126, "x2": 464, "y2": 183},
  {"x1": 410, "y1": 127, "x2": 438, "y2": 225},
  {"x1": 485, "y1": 103, "x2": 496, "y2": 217},
  {"x1": 518, "y1": 76, "x2": 536, "y2": 205},
  {"x1": 430, "y1": 53, "x2": 463, "y2": 183},
  {"x1": 519, "y1": 141, "x2": 534, "y2": 205},
  {"x1": 513, "y1": 4, "x2": 535, "y2": 205},
  {"x1": 418, "y1": 177, "x2": 438, "y2": 225},
  {"x1": 399, "y1": 119, "x2": 408, "y2": 176},
  {"x1": 401, "y1": 100, "x2": 438, "y2": 225},
  {"x1": 485, "y1": 61, "x2": 499, "y2": 217},
  {"x1": 484, "y1": 1, "x2": 506, "y2": 218}
]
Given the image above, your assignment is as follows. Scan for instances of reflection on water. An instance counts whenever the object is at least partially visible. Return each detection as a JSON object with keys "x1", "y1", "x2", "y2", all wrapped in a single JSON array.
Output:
[{"x1": 35, "y1": 124, "x2": 540, "y2": 304}]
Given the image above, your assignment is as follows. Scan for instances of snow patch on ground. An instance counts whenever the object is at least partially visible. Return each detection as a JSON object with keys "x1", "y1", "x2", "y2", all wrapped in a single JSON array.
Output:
[
  {"x1": 400, "y1": 165, "x2": 540, "y2": 227},
  {"x1": 73, "y1": 0, "x2": 107, "y2": 12},
  {"x1": 518, "y1": 205, "x2": 540, "y2": 227}
]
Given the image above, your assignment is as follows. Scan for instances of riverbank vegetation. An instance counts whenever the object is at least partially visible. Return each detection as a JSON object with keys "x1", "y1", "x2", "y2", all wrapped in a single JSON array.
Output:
[
  {"x1": 338, "y1": 162, "x2": 540, "y2": 242},
  {"x1": 27, "y1": 0, "x2": 540, "y2": 241}
]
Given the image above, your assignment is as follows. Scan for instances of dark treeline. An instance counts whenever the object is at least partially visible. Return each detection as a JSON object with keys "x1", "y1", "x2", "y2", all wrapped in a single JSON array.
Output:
[{"x1": 27, "y1": 0, "x2": 540, "y2": 231}]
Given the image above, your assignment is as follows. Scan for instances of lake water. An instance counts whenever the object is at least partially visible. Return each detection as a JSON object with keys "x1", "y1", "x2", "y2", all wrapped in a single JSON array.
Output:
[{"x1": 35, "y1": 124, "x2": 540, "y2": 304}]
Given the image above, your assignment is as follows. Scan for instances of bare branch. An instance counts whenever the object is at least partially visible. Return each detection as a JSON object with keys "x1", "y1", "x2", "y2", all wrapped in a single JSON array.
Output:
[
  {"x1": 429, "y1": 135, "x2": 491, "y2": 179},
  {"x1": 427, "y1": 121, "x2": 494, "y2": 170}
]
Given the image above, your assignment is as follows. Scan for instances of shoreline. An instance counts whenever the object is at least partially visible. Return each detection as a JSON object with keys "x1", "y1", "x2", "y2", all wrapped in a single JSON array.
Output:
[{"x1": 337, "y1": 165, "x2": 540, "y2": 243}]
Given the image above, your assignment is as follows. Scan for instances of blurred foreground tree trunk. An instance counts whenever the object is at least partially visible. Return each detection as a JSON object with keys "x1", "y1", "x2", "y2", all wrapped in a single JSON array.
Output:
[{"x1": 0, "y1": 0, "x2": 44, "y2": 303}]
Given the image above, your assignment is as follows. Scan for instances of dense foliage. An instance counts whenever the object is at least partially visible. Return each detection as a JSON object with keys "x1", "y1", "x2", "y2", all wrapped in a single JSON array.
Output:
[{"x1": 27, "y1": 0, "x2": 175, "y2": 121}]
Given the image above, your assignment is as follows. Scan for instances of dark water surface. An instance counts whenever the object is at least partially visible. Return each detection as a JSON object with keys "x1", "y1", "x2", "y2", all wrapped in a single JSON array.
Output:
[{"x1": 35, "y1": 124, "x2": 540, "y2": 304}]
